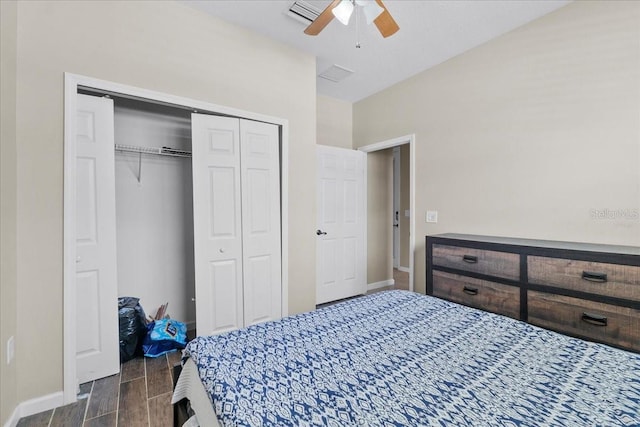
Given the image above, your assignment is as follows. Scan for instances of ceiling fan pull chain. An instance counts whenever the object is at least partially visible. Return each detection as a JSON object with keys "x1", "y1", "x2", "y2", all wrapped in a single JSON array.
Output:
[{"x1": 355, "y1": 1, "x2": 361, "y2": 48}]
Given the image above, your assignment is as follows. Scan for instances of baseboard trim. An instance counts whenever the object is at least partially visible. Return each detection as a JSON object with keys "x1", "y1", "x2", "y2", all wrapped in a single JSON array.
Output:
[
  {"x1": 3, "y1": 391, "x2": 64, "y2": 427},
  {"x1": 397, "y1": 266, "x2": 410, "y2": 273},
  {"x1": 367, "y1": 279, "x2": 395, "y2": 291}
]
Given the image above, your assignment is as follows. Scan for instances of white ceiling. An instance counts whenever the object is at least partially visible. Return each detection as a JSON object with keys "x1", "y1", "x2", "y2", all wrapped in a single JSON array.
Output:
[{"x1": 183, "y1": 0, "x2": 570, "y2": 102}]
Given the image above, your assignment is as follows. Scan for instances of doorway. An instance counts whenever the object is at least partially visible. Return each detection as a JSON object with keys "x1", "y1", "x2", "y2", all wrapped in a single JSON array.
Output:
[
  {"x1": 359, "y1": 135, "x2": 415, "y2": 292},
  {"x1": 392, "y1": 145, "x2": 411, "y2": 289},
  {"x1": 392, "y1": 147, "x2": 400, "y2": 271}
]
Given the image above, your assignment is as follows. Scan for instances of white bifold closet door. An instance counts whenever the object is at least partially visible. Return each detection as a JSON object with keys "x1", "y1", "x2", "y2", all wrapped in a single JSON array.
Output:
[
  {"x1": 75, "y1": 94, "x2": 120, "y2": 384},
  {"x1": 191, "y1": 114, "x2": 282, "y2": 336}
]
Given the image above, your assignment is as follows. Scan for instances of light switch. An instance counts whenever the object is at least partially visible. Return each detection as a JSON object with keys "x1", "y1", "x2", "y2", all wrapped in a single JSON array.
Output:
[
  {"x1": 404, "y1": 210, "x2": 410, "y2": 218},
  {"x1": 426, "y1": 211, "x2": 438, "y2": 223}
]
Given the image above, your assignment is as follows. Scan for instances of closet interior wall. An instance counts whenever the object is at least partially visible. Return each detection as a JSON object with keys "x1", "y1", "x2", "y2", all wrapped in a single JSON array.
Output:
[{"x1": 113, "y1": 97, "x2": 195, "y2": 327}]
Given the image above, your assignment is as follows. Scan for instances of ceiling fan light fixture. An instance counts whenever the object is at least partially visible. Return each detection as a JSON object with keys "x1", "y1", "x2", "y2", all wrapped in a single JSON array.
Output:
[
  {"x1": 304, "y1": 0, "x2": 398, "y2": 38},
  {"x1": 332, "y1": 0, "x2": 354, "y2": 25},
  {"x1": 356, "y1": 0, "x2": 384, "y2": 25}
]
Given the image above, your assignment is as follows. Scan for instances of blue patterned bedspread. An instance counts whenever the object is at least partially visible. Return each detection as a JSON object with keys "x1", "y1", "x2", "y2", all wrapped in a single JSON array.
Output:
[{"x1": 184, "y1": 290, "x2": 640, "y2": 426}]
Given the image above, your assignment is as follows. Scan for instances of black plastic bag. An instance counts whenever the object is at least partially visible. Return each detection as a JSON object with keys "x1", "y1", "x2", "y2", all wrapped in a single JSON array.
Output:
[{"x1": 118, "y1": 297, "x2": 147, "y2": 363}]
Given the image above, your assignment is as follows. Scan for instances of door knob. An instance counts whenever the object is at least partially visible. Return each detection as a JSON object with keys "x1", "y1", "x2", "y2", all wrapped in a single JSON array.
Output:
[
  {"x1": 316, "y1": 229, "x2": 327, "y2": 236},
  {"x1": 76, "y1": 256, "x2": 82, "y2": 263},
  {"x1": 219, "y1": 248, "x2": 225, "y2": 253}
]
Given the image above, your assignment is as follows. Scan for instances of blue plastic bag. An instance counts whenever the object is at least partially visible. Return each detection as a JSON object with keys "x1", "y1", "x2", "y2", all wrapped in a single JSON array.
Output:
[{"x1": 142, "y1": 318, "x2": 187, "y2": 358}]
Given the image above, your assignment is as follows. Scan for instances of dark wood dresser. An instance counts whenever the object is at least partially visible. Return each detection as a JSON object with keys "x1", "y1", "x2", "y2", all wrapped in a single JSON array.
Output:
[{"x1": 426, "y1": 234, "x2": 640, "y2": 352}]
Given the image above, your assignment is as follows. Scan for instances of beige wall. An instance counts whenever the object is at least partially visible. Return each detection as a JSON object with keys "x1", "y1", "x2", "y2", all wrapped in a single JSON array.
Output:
[
  {"x1": 317, "y1": 94, "x2": 353, "y2": 149},
  {"x1": 354, "y1": 0, "x2": 640, "y2": 294},
  {"x1": 1, "y1": 1, "x2": 18, "y2": 424},
  {"x1": 367, "y1": 149, "x2": 394, "y2": 284},
  {"x1": 12, "y1": 0, "x2": 316, "y2": 404},
  {"x1": 399, "y1": 144, "x2": 410, "y2": 269}
]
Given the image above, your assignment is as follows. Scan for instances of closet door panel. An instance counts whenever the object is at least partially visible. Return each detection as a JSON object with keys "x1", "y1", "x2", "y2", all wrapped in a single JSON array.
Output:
[
  {"x1": 75, "y1": 94, "x2": 120, "y2": 383},
  {"x1": 209, "y1": 260, "x2": 241, "y2": 333},
  {"x1": 244, "y1": 255, "x2": 274, "y2": 324},
  {"x1": 209, "y1": 167, "x2": 238, "y2": 237},
  {"x1": 192, "y1": 114, "x2": 244, "y2": 336},
  {"x1": 240, "y1": 120, "x2": 282, "y2": 327}
]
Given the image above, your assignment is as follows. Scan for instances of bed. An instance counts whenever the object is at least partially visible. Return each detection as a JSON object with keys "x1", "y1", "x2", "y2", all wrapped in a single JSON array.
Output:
[{"x1": 172, "y1": 290, "x2": 640, "y2": 426}]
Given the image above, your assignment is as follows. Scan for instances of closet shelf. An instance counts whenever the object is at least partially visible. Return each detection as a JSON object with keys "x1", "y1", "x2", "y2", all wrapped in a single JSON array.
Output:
[{"x1": 115, "y1": 144, "x2": 191, "y2": 158}]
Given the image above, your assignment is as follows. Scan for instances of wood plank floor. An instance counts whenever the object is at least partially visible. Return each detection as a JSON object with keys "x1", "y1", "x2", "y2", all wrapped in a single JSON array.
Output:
[{"x1": 17, "y1": 351, "x2": 182, "y2": 427}]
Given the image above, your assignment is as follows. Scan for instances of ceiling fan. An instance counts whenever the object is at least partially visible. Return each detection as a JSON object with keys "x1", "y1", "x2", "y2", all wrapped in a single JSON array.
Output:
[{"x1": 304, "y1": 0, "x2": 399, "y2": 38}]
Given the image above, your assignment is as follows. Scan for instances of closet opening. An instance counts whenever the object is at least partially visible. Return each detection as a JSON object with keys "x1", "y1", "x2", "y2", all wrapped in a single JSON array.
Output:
[{"x1": 109, "y1": 94, "x2": 196, "y2": 333}]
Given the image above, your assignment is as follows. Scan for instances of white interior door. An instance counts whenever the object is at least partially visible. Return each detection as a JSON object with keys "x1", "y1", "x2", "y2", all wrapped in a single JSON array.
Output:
[
  {"x1": 316, "y1": 145, "x2": 366, "y2": 304},
  {"x1": 191, "y1": 114, "x2": 244, "y2": 336},
  {"x1": 75, "y1": 94, "x2": 120, "y2": 384},
  {"x1": 240, "y1": 120, "x2": 282, "y2": 326}
]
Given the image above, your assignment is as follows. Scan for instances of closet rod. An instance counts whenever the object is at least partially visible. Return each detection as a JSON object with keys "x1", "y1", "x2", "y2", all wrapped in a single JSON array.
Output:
[{"x1": 115, "y1": 144, "x2": 191, "y2": 158}]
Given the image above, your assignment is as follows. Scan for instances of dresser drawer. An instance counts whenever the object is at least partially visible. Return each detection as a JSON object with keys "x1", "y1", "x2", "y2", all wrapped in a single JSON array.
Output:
[
  {"x1": 433, "y1": 271, "x2": 520, "y2": 319},
  {"x1": 432, "y1": 244, "x2": 520, "y2": 280},
  {"x1": 528, "y1": 256, "x2": 640, "y2": 301},
  {"x1": 528, "y1": 291, "x2": 640, "y2": 352}
]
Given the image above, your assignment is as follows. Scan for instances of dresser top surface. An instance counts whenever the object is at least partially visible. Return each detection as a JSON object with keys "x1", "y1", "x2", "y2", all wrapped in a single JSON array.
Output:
[{"x1": 428, "y1": 233, "x2": 640, "y2": 256}]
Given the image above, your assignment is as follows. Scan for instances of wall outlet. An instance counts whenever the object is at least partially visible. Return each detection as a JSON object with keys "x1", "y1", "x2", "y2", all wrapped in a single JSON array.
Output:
[
  {"x1": 7, "y1": 336, "x2": 14, "y2": 364},
  {"x1": 426, "y1": 211, "x2": 438, "y2": 223}
]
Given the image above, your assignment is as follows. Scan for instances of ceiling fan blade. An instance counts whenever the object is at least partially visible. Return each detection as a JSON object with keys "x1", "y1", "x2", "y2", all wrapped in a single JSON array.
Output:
[
  {"x1": 304, "y1": 0, "x2": 341, "y2": 36},
  {"x1": 373, "y1": 0, "x2": 399, "y2": 38}
]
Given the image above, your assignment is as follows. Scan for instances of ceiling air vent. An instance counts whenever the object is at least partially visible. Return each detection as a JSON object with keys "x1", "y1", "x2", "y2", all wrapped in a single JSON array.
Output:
[
  {"x1": 318, "y1": 65, "x2": 354, "y2": 83},
  {"x1": 287, "y1": 1, "x2": 321, "y2": 25}
]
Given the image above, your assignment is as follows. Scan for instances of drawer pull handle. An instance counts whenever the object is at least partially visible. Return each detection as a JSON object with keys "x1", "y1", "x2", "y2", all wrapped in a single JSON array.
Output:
[
  {"x1": 582, "y1": 271, "x2": 608, "y2": 283},
  {"x1": 462, "y1": 255, "x2": 478, "y2": 264},
  {"x1": 463, "y1": 286, "x2": 478, "y2": 296},
  {"x1": 581, "y1": 312, "x2": 608, "y2": 327}
]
